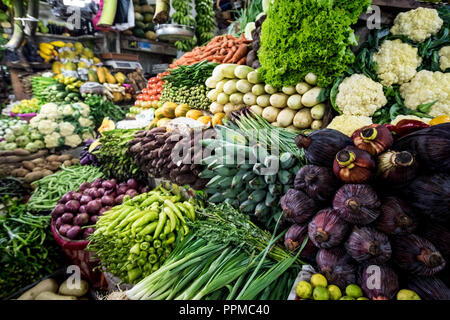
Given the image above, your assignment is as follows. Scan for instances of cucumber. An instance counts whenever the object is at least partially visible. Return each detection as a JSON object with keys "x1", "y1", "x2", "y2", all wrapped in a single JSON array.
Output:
[
  {"x1": 213, "y1": 165, "x2": 237, "y2": 177},
  {"x1": 201, "y1": 155, "x2": 218, "y2": 166},
  {"x1": 231, "y1": 169, "x2": 248, "y2": 188},
  {"x1": 242, "y1": 171, "x2": 256, "y2": 183},
  {"x1": 265, "y1": 192, "x2": 278, "y2": 207},
  {"x1": 238, "y1": 162, "x2": 254, "y2": 170},
  {"x1": 218, "y1": 176, "x2": 233, "y2": 188},
  {"x1": 251, "y1": 144, "x2": 269, "y2": 163},
  {"x1": 236, "y1": 189, "x2": 251, "y2": 202},
  {"x1": 280, "y1": 152, "x2": 297, "y2": 169},
  {"x1": 224, "y1": 198, "x2": 239, "y2": 207},
  {"x1": 239, "y1": 199, "x2": 257, "y2": 213},
  {"x1": 264, "y1": 174, "x2": 277, "y2": 184},
  {"x1": 199, "y1": 169, "x2": 215, "y2": 179},
  {"x1": 216, "y1": 125, "x2": 247, "y2": 145},
  {"x1": 268, "y1": 184, "x2": 282, "y2": 196},
  {"x1": 264, "y1": 155, "x2": 280, "y2": 174},
  {"x1": 254, "y1": 202, "x2": 270, "y2": 219},
  {"x1": 277, "y1": 170, "x2": 293, "y2": 185},
  {"x1": 206, "y1": 175, "x2": 222, "y2": 188},
  {"x1": 223, "y1": 188, "x2": 239, "y2": 199},
  {"x1": 249, "y1": 176, "x2": 266, "y2": 190},
  {"x1": 248, "y1": 190, "x2": 266, "y2": 202},
  {"x1": 209, "y1": 193, "x2": 224, "y2": 203},
  {"x1": 253, "y1": 163, "x2": 265, "y2": 175}
]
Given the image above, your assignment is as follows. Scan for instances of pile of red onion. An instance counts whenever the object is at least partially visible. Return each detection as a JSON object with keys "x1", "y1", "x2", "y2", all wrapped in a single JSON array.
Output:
[{"x1": 51, "y1": 178, "x2": 149, "y2": 240}]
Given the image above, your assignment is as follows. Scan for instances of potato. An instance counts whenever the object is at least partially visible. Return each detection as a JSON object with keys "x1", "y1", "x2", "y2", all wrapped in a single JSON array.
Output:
[
  {"x1": 57, "y1": 154, "x2": 73, "y2": 162},
  {"x1": 277, "y1": 108, "x2": 296, "y2": 127},
  {"x1": 262, "y1": 107, "x2": 280, "y2": 123},
  {"x1": 71, "y1": 159, "x2": 80, "y2": 165},
  {"x1": 41, "y1": 169, "x2": 54, "y2": 177},
  {"x1": 17, "y1": 279, "x2": 58, "y2": 300},
  {"x1": 305, "y1": 72, "x2": 318, "y2": 85},
  {"x1": 46, "y1": 155, "x2": 59, "y2": 162},
  {"x1": 35, "y1": 291, "x2": 77, "y2": 300},
  {"x1": 46, "y1": 162, "x2": 61, "y2": 171},
  {"x1": 295, "y1": 82, "x2": 312, "y2": 95},
  {"x1": 33, "y1": 166, "x2": 44, "y2": 172},
  {"x1": 58, "y1": 279, "x2": 89, "y2": 297},
  {"x1": 302, "y1": 87, "x2": 323, "y2": 107},
  {"x1": 250, "y1": 105, "x2": 263, "y2": 116},
  {"x1": 293, "y1": 109, "x2": 313, "y2": 129},
  {"x1": 11, "y1": 168, "x2": 30, "y2": 178},
  {"x1": 63, "y1": 160, "x2": 73, "y2": 167},
  {"x1": 22, "y1": 161, "x2": 35, "y2": 171},
  {"x1": 31, "y1": 158, "x2": 45, "y2": 165},
  {"x1": 24, "y1": 171, "x2": 45, "y2": 183},
  {"x1": 311, "y1": 120, "x2": 323, "y2": 130},
  {"x1": 311, "y1": 103, "x2": 326, "y2": 120}
]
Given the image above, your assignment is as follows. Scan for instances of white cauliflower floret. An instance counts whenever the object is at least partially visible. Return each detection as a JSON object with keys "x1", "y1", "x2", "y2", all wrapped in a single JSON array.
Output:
[
  {"x1": 38, "y1": 119, "x2": 58, "y2": 135},
  {"x1": 336, "y1": 74, "x2": 387, "y2": 116},
  {"x1": 44, "y1": 132, "x2": 62, "y2": 149},
  {"x1": 75, "y1": 103, "x2": 91, "y2": 117},
  {"x1": 29, "y1": 115, "x2": 41, "y2": 128},
  {"x1": 400, "y1": 70, "x2": 450, "y2": 117},
  {"x1": 390, "y1": 7, "x2": 443, "y2": 43},
  {"x1": 391, "y1": 115, "x2": 431, "y2": 125},
  {"x1": 39, "y1": 103, "x2": 60, "y2": 120},
  {"x1": 64, "y1": 134, "x2": 82, "y2": 148},
  {"x1": 373, "y1": 40, "x2": 422, "y2": 87},
  {"x1": 327, "y1": 115, "x2": 373, "y2": 137},
  {"x1": 78, "y1": 117, "x2": 93, "y2": 128},
  {"x1": 82, "y1": 131, "x2": 94, "y2": 141},
  {"x1": 62, "y1": 104, "x2": 75, "y2": 116},
  {"x1": 58, "y1": 122, "x2": 75, "y2": 137},
  {"x1": 439, "y1": 46, "x2": 450, "y2": 71}
]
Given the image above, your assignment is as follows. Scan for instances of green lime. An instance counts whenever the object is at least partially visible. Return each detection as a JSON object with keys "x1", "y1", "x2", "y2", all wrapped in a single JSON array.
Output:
[
  {"x1": 345, "y1": 284, "x2": 363, "y2": 298},
  {"x1": 339, "y1": 296, "x2": 355, "y2": 300},
  {"x1": 296, "y1": 280, "x2": 313, "y2": 299},
  {"x1": 327, "y1": 285, "x2": 342, "y2": 300},
  {"x1": 313, "y1": 286, "x2": 330, "y2": 300},
  {"x1": 357, "y1": 297, "x2": 369, "y2": 300},
  {"x1": 310, "y1": 273, "x2": 328, "y2": 288},
  {"x1": 397, "y1": 289, "x2": 421, "y2": 300}
]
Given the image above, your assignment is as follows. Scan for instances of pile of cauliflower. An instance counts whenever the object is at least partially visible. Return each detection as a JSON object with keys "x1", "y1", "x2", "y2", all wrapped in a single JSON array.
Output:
[
  {"x1": 329, "y1": 7, "x2": 449, "y2": 136},
  {"x1": 29, "y1": 102, "x2": 95, "y2": 149}
]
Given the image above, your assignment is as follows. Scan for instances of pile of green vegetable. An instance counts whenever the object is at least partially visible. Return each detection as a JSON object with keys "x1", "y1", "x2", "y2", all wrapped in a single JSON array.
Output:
[
  {"x1": 92, "y1": 129, "x2": 146, "y2": 182},
  {"x1": 200, "y1": 113, "x2": 305, "y2": 231},
  {"x1": 126, "y1": 203, "x2": 302, "y2": 300},
  {"x1": 0, "y1": 178, "x2": 30, "y2": 198},
  {"x1": 0, "y1": 197, "x2": 63, "y2": 299},
  {"x1": 88, "y1": 186, "x2": 199, "y2": 284},
  {"x1": 194, "y1": 0, "x2": 215, "y2": 45},
  {"x1": 31, "y1": 77, "x2": 58, "y2": 104},
  {"x1": 27, "y1": 165, "x2": 104, "y2": 212},
  {"x1": 83, "y1": 94, "x2": 127, "y2": 128},
  {"x1": 39, "y1": 83, "x2": 81, "y2": 104},
  {"x1": 258, "y1": 0, "x2": 370, "y2": 88},
  {"x1": 0, "y1": 118, "x2": 45, "y2": 152},
  {"x1": 161, "y1": 61, "x2": 218, "y2": 110}
]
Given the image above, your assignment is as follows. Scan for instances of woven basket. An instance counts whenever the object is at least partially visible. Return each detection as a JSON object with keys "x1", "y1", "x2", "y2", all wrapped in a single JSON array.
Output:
[{"x1": 51, "y1": 221, "x2": 102, "y2": 288}]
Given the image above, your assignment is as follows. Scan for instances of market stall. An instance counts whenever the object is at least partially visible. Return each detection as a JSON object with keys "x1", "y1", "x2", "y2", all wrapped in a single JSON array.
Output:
[{"x1": 0, "y1": 0, "x2": 449, "y2": 302}]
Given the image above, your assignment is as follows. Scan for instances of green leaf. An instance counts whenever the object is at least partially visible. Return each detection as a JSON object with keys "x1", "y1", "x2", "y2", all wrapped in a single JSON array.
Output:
[{"x1": 417, "y1": 100, "x2": 438, "y2": 114}]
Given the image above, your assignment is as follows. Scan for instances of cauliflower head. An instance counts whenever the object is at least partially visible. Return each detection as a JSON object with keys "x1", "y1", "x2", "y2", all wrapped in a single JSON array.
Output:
[
  {"x1": 390, "y1": 7, "x2": 443, "y2": 43},
  {"x1": 62, "y1": 104, "x2": 75, "y2": 116},
  {"x1": 59, "y1": 122, "x2": 76, "y2": 136},
  {"x1": 38, "y1": 119, "x2": 58, "y2": 135},
  {"x1": 327, "y1": 115, "x2": 373, "y2": 137},
  {"x1": 64, "y1": 134, "x2": 82, "y2": 148},
  {"x1": 373, "y1": 39, "x2": 422, "y2": 87},
  {"x1": 391, "y1": 115, "x2": 431, "y2": 125},
  {"x1": 74, "y1": 102, "x2": 91, "y2": 117},
  {"x1": 44, "y1": 132, "x2": 62, "y2": 149},
  {"x1": 29, "y1": 115, "x2": 42, "y2": 129},
  {"x1": 39, "y1": 103, "x2": 61, "y2": 120},
  {"x1": 79, "y1": 117, "x2": 93, "y2": 128},
  {"x1": 439, "y1": 46, "x2": 450, "y2": 72},
  {"x1": 336, "y1": 74, "x2": 387, "y2": 116},
  {"x1": 400, "y1": 70, "x2": 450, "y2": 117},
  {"x1": 82, "y1": 131, "x2": 95, "y2": 141}
]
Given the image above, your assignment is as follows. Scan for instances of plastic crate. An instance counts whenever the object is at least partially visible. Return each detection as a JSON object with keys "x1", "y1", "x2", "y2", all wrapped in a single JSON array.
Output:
[{"x1": 9, "y1": 112, "x2": 37, "y2": 122}]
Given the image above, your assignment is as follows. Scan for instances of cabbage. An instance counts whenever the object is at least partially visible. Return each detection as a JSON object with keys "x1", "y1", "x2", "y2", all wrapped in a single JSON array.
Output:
[
  {"x1": 34, "y1": 140, "x2": 45, "y2": 149},
  {"x1": 4, "y1": 132, "x2": 15, "y2": 143},
  {"x1": 25, "y1": 142, "x2": 39, "y2": 153},
  {"x1": 11, "y1": 125, "x2": 25, "y2": 136},
  {"x1": 16, "y1": 136, "x2": 30, "y2": 147},
  {"x1": 5, "y1": 142, "x2": 17, "y2": 150},
  {"x1": 31, "y1": 132, "x2": 43, "y2": 141},
  {"x1": 0, "y1": 141, "x2": 7, "y2": 149}
]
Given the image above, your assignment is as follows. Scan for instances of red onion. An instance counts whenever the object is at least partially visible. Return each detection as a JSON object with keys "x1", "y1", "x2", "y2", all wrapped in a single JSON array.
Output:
[
  {"x1": 55, "y1": 217, "x2": 63, "y2": 229},
  {"x1": 116, "y1": 185, "x2": 128, "y2": 195},
  {"x1": 60, "y1": 193, "x2": 73, "y2": 203},
  {"x1": 72, "y1": 192, "x2": 82, "y2": 201},
  {"x1": 79, "y1": 205, "x2": 87, "y2": 213},
  {"x1": 58, "y1": 224, "x2": 72, "y2": 236},
  {"x1": 125, "y1": 189, "x2": 138, "y2": 198},
  {"x1": 91, "y1": 178, "x2": 103, "y2": 188},
  {"x1": 73, "y1": 213, "x2": 89, "y2": 226},
  {"x1": 80, "y1": 195, "x2": 92, "y2": 205},
  {"x1": 101, "y1": 195, "x2": 115, "y2": 206},
  {"x1": 127, "y1": 179, "x2": 138, "y2": 190},
  {"x1": 66, "y1": 226, "x2": 82, "y2": 240},
  {"x1": 115, "y1": 194, "x2": 125, "y2": 205},
  {"x1": 87, "y1": 188, "x2": 100, "y2": 199},
  {"x1": 90, "y1": 215, "x2": 99, "y2": 224},
  {"x1": 51, "y1": 204, "x2": 65, "y2": 219},
  {"x1": 61, "y1": 212, "x2": 74, "y2": 224},
  {"x1": 83, "y1": 227, "x2": 95, "y2": 239},
  {"x1": 86, "y1": 199, "x2": 102, "y2": 214},
  {"x1": 102, "y1": 180, "x2": 117, "y2": 190},
  {"x1": 97, "y1": 188, "x2": 105, "y2": 196},
  {"x1": 78, "y1": 182, "x2": 91, "y2": 192},
  {"x1": 64, "y1": 200, "x2": 80, "y2": 213}
]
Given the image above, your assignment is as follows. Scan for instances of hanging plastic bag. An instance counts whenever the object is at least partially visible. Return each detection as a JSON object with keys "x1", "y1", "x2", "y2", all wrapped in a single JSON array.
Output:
[{"x1": 114, "y1": 0, "x2": 130, "y2": 24}]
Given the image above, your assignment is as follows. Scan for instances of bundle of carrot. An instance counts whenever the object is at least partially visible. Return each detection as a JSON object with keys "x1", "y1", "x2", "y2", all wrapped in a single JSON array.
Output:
[{"x1": 170, "y1": 34, "x2": 251, "y2": 68}]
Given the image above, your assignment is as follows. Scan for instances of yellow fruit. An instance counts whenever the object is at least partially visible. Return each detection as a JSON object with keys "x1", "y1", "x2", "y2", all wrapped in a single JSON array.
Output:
[
  {"x1": 97, "y1": 67, "x2": 106, "y2": 84},
  {"x1": 93, "y1": 57, "x2": 101, "y2": 64},
  {"x1": 74, "y1": 42, "x2": 84, "y2": 52},
  {"x1": 397, "y1": 289, "x2": 421, "y2": 300},
  {"x1": 313, "y1": 286, "x2": 330, "y2": 300},
  {"x1": 161, "y1": 104, "x2": 176, "y2": 118},
  {"x1": 52, "y1": 61, "x2": 62, "y2": 74},
  {"x1": 357, "y1": 297, "x2": 369, "y2": 300},
  {"x1": 88, "y1": 69, "x2": 98, "y2": 82},
  {"x1": 39, "y1": 46, "x2": 53, "y2": 56},
  {"x1": 105, "y1": 70, "x2": 116, "y2": 84},
  {"x1": 39, "y1": 43, "x2": 54, "y2": 51},
  {"x1": 83, "y1": 48, "x2": 94, "y2": 59},
  {"x1": 345, "y1": 284, "x2": 363, "y2": 299},
  {"x1": 186, "y1": 109, "x2": 204, "y2": 120},
  {"x1": 197, "y1": 115, "x2": 212, "y2": 125},
  {"x1": 50, "y1": 41, "x2": 65, "y2": 47},
  {"x1": 157, "y1": 118, "x2": 171, "y2": 127},
  {"x1": 65, "y1": 42, "x2": 74, "y2": 48},
  {"x1": 430, "y1": 115, "x2": 450, "y2": 126},
  {"x1": 154, "y1": 108, "x2": 165, "y2": 120},
  {"x1": 295, "y1": 281, "x2": 313, "y2": 299},
  {"x1": 114, "y1": 72, "x2": 127, "y2": 84},
  {"x1": 327, "y1": 285, "x2": 342, "y2": 300},
  {"x1": 174, "y1": 104, "x2": 190, "y2": 117},
  {"x1": 310, "y1": 274, "x2": 328, "y2": 288},
  {"x1": 212, "y1": 112, "x2": 225, "y2": 126}
]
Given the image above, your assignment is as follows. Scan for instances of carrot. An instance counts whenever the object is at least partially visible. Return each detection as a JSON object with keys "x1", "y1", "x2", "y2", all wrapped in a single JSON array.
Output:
[
  {"x1": 213, "y1": 55, "x2": 225, "y2": 62},
  {"x1": 237, "y1": 57, "x2": 246, "y2": 65},
  {"x1": 220, "y1": 48, "x2": 227, "y2": 55},
  {"x1": 223, "y1": 49, "x2": 236, "y2": 63},
  {"x1": 229, "y1": 44, "x2": 248, "y2": 63}
]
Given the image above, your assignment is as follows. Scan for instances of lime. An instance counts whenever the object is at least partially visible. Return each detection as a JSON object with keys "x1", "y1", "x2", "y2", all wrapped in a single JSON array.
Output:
[
  {"x1": 339, "y1": 296, "x2": 355, "y2": 300},
  {"x1": 357, "y1": 297, "x2": 369, "y2": 300},
  {"x1": 313, "y1": 286, "x2": 330, "y2": 300},
  {"x1": 327, "y1": 285, "x2": 342, "y2": 300},
  {"x1": 295, "y1": 281, "x2": 313, "y2": 299},
  {"x1": 345, "y1": 284, "x2": 363, "y2": 298},
  {"x1": 397, "y1": 289, "x2": 421, "y2": 300},
  {"x1": 310, "y1": 273, "x2": 328, "y2": 288}
]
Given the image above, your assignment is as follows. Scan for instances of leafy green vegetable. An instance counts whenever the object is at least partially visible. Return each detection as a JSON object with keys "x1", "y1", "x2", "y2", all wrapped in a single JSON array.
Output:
[{"x1": 258, "y1": 0, "x2": 370, "y2": 88}]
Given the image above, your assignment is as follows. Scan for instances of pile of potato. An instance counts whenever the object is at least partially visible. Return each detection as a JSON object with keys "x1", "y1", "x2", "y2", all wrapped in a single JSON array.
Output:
[
  {"x1": 0, "y1": 149, "x2": 80, "y2": 183},
  {"x1": 17, "y1": 278, "x2": 89, "y2": 300}
]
